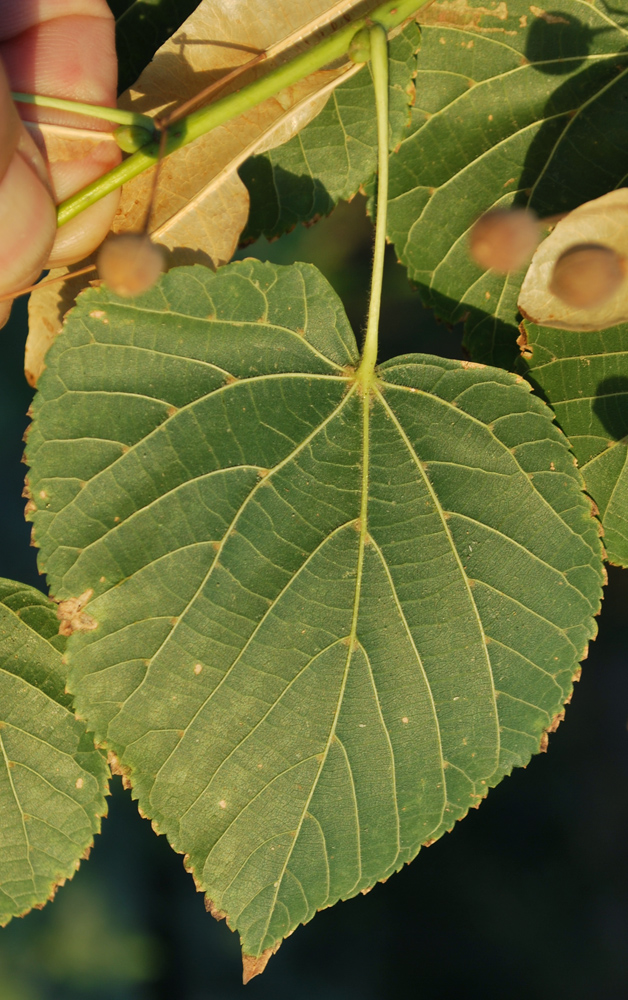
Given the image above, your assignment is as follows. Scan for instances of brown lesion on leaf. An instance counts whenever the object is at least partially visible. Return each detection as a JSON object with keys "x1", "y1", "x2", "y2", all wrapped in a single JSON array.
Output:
[
  {"x1": 529, "y1": 6, "x2": 569, "y2": 24},
  {"x1": 205, "y1": 896, "x2": 228, "y2": 921},
  {"x1": 56, "y1": 589, "x2": 97, "y2": 637},
  {"x1": 516, "y1": 326, "x2": 533, "y2": 359},
  {"x1": 107, "y1": 750, "x2": 132, "y2": 790},
  {"x1": 418, "y1": 0, "x2": 516, "y2": 34},
  {"x1": 242, "y1": 943, "x2": 281, "y2": 984},
  {"x1": 539, "y1": 708, "x2": 566, "y2": 752},
  {"x1": 460, "y1": 360, "x2": 486, "y2": 370}
]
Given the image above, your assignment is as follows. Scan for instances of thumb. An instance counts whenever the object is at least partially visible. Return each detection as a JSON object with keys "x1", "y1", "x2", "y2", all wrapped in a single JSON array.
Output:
[{"x1": 0, "y1": 61, "x2": 56, "y2": 328}]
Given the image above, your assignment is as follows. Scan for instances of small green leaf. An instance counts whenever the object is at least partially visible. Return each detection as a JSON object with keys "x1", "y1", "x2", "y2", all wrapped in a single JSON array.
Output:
[
  {"x1": 26, "y1": 262, "x2": 603, "y2": 968},
  {"x1": 240, "y1": 23, "x2": 420, "y2": 242},
  {"x1": 0, "y1": 580, "x2": 108, "y2": 926},
  {"x1": 517, "y1": 322, "x2": 628, "y2": 567}
]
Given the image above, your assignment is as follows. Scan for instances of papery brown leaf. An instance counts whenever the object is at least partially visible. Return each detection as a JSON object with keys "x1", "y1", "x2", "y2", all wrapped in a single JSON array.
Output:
[
  {"x1": 518, "y1": 190, "x2": 628, "y2": 331},
  {"x1": 25, "y1": 257, "x2": 99, "y2": 388},
  {"x1": 27, "y1": 0, "x2": 374, "y2": 382}
]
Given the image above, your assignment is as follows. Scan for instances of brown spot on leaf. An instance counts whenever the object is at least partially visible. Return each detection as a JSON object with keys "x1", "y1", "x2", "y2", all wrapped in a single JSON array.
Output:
[
  {"x1": 56, "y1": 589, "x2": 97, "y2": 637},
  {"x1": 460, "y1": 360, "x2": 486, "y2": 370}
]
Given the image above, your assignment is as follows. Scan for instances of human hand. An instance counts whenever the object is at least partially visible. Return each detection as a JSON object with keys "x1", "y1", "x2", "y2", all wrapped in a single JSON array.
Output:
[{"x1": 0, "y1": 0, "x2": 121, "y2": 327}]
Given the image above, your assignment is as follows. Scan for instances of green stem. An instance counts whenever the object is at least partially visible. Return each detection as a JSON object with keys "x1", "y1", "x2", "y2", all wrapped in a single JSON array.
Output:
[
  {"x1": 11, "y1": 92, "x2": 154, "y2": 130},
  {"x1": 357, "y1": 24, "x2": 389, "y2": 384},
  {"x1": 56, "y1": 0, "x2": 422, "y2": 228}
]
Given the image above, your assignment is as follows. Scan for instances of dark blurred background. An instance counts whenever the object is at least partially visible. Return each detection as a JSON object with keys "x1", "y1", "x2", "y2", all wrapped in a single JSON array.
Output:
[{"x1": 1, "y1": 197, "x2": 627, "y2": 1000}]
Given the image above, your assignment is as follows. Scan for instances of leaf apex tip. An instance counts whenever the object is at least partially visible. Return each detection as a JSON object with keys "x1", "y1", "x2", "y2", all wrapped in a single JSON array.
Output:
[{"x1": 242, "y1": 946, "x2": 278, "y2": 984}]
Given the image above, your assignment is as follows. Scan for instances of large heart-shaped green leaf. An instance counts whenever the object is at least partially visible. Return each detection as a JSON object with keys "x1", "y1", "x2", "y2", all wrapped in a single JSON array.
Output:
[
  {"x1": 517, "y1": 321, "x2": 628, "y2": 567},
  {"x1": 0, "y1": 580, "x2": 108, "y2": 926},
  {"x1": 26, "y1": 261, "x2": 602, "y2": 974}
]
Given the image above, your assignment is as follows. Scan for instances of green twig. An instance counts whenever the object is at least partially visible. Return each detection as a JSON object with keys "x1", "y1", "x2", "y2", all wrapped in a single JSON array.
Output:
[
  {"x1": 11, "y1": 91, "x2": 155, "y2": 130},
  {"x1": 357, "y1": 24, "x2": 389, "y2": 382},
  {"x1": 56, "y1": 0, "x2": 422, "y2": 228}
]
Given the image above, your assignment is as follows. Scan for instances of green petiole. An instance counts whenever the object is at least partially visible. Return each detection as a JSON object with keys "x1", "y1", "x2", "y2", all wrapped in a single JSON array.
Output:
[
  {"x1": 357, "y1": 23, "x2": 389, "y2": 384},
  {"x1": 56, "y1": 0, "x2": 423, "y2": 228},
  {"x1": 11, "y1": 91, "x2": 155, "y2": 131}
]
